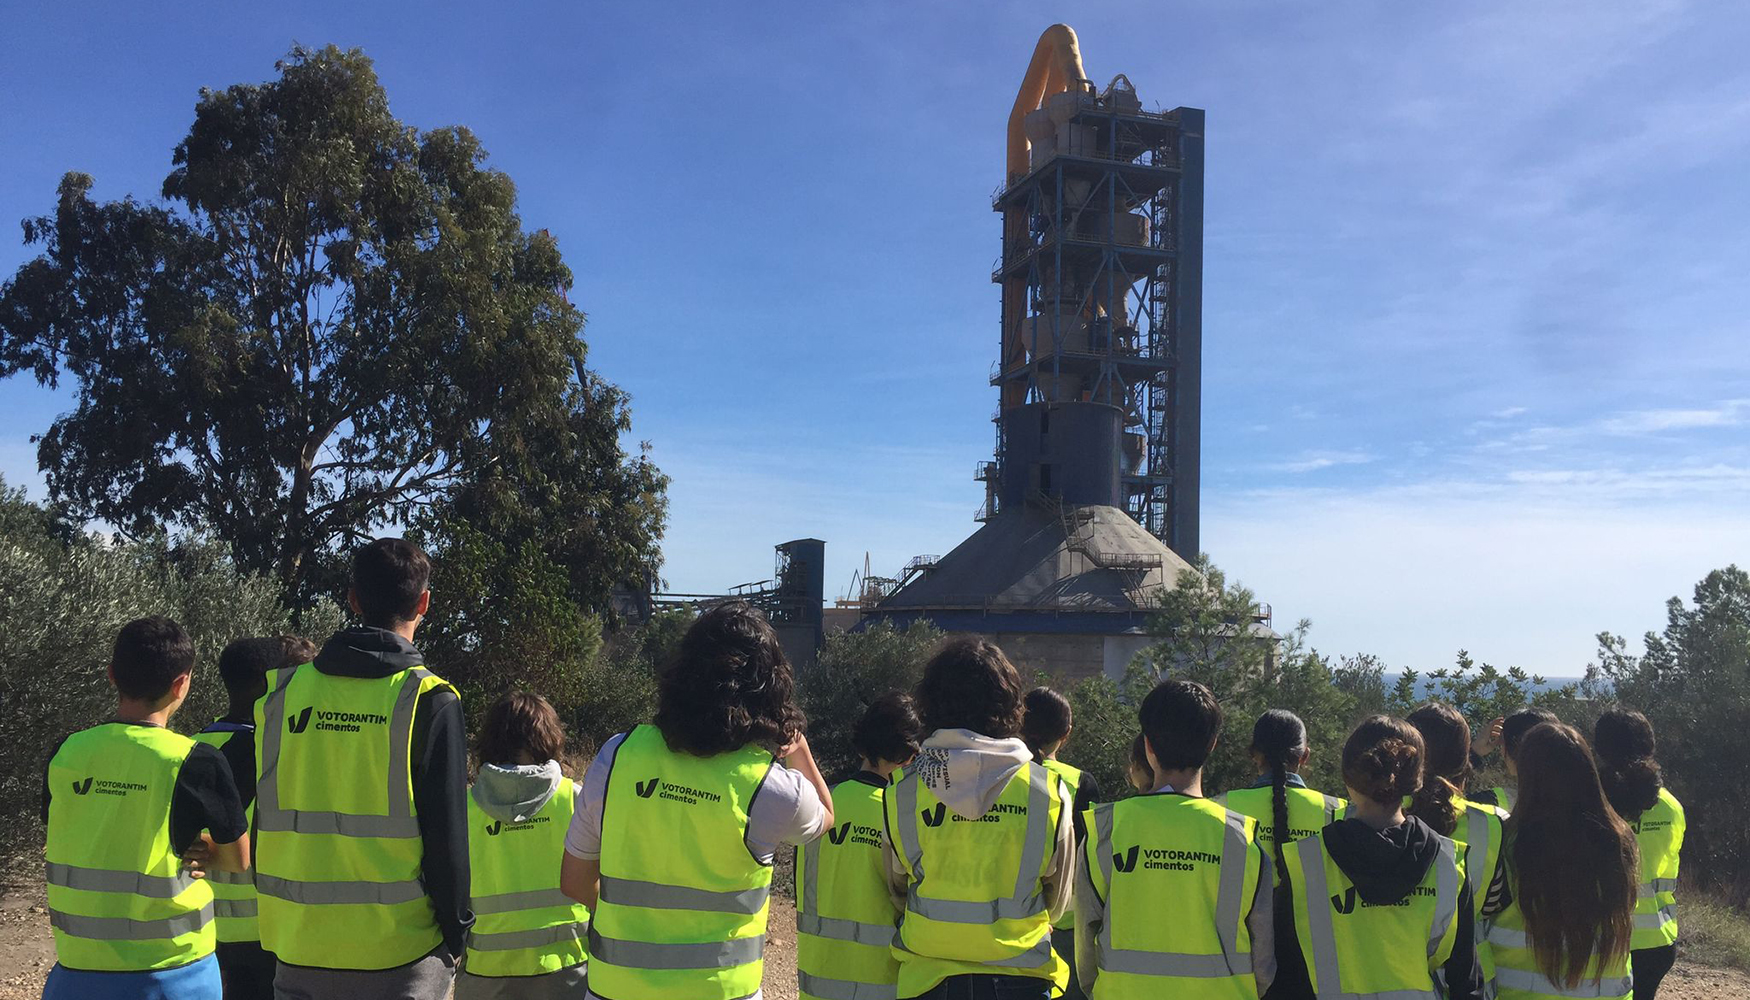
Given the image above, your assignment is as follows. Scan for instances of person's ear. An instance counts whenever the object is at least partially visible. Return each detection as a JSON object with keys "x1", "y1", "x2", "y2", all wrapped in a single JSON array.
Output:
[
  {"x1": 347, "y1": 588, "x2": 362, "y2": 617},
  {"x1": 414, "y1": 590, "x2": 431, "y2": 619},
  {"x1": 169, "y1": 671, "x2": 192, "y2": 702},
  {"x1": 106, "y1": 663, "x2": 119, "y2": 691},
  {"x1": 1299, "y1": 747, "x2": 1312, "y2": 769}
]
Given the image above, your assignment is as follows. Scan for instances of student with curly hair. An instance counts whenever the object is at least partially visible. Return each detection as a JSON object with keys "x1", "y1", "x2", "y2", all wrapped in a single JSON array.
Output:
[
  {"x1": 1483, "y1": 722, "x2": 1638, "y2": 1000},
  {"x1": 883, "y1": 638, "x2": 1076, "y2": 1000},
  {"x1": 561, "y1": 601, "x2": 832, "y2": 1000},
  {"x1": 1594, "y1": 709, "x2": 1684, "y2": 1000},
  {"x1": 1280, "y1": 716, "x2": 1482, "y2": 1000}
]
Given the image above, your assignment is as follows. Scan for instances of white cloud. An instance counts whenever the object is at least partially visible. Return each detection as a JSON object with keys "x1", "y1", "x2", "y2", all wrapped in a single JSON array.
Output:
[
  {"x1": 1599, "y1": 400, "x2": 1749, "y2": 435},
  {"x1": 1270, "y1": 450, "x2": 1375, "y2": 474}
]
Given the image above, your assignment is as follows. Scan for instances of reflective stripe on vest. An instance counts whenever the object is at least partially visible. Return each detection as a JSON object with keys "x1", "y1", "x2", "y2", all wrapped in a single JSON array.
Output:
[
  {"x1": 588, "y1": 725, "x2": 774, "y2": 1000},
  {"x1": 1292, "y1": 832, "x2": 1460, "y2": 1000},
  {"x1": 798, "y1": 777, "x2": 901, "y2": 1000},
  {"x1": 1629, "y1": 788, "x2": 1684, "y2": 950},
  {"x1": 1448, "y1": 799, "x2": 1506, "y2": 994},
  {"x1": 253, "y1": 664, "x2": 451, "y2": 970},
  {"x1": 886, "y1": 759, "x2": 1068, "y2": 997},
  {"x1": 465, "y1": 777, "x2": 590, "y2": 977},
  {"x1": 1042, "y1": 759, "x2": 1084, "y2": 931},
  {"x1": 192, "y1": 725, "x2": 259, "y2": 943},
  {"x1": 45, "y1": 724, "x2": 216, "y2": 972},
  {"x1": 1085, "y1": 795, "x2": 1260, "y2": 1000}
]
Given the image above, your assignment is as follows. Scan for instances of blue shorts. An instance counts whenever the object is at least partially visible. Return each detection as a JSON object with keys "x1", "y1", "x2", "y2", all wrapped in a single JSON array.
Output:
[{"x1": 43, "y1": 953, "x2": 221, "y2": 1000}]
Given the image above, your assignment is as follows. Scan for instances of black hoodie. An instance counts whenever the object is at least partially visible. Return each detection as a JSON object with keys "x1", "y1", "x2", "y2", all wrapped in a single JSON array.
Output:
[
  {"x1": 1274, "y1": 816, "x2": 1483, "y2": 1000},
  {"x1": 301, "y1": 626, "x2": 473, "y2": 960}
]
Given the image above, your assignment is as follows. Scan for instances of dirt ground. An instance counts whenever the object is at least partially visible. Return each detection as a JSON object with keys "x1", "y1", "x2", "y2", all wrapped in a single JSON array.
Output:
[{"x1": 1, "y1": 886, "x2": 1743, "y2": 1000}]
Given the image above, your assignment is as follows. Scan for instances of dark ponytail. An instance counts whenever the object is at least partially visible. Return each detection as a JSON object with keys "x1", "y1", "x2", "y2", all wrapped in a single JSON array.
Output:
[
  {"x1": 1593, "y1": 708, "x2": 1662, "y2": 819},
  {"x1": 1406, "y1": 703, "x2": 1469, "y2": 836},
  {"x1": 1251, "y1": 709, "x2": 1308, "y2": 883}
]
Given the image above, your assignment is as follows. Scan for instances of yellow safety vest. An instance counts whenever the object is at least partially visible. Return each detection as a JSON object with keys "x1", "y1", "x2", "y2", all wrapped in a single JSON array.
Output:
[
  {"x1": 45, "y1": 723, "x2": 216, "y2": 971},
  {"x1": 590, "y1": 725, "x2": 776, "y2": 1000},
  {"x1": 1486, "y1": 885, "x2": 1631, "y2": 1000},
  {"x1": 1043, "y1": 758, "x2": 1083, "y2": 932},
  {"x1": 464, "y1": 777, "x2": 590, "y2": 977},
  {"x1": 885, "y1": 760, "x2": 1069, "y2": 998},
  {"x1": 192, "y1": 724, "x2": 258, "y2": 945},
  {"x1": 253, "y1": 663, "x2": 455, "y2": 969},
  {"x1": 1487, "y1": 786, "x2": 1517, "y2": 813},
  {"x1": 1219, "y1": 783, "x2": 1346, "y2": 848},
  {"x1": 1285, "y1": 829, "x2": 1463, "y2": 1000},
  {"x1": 797, "y1": 775, "x2": 901, "y2": 1000},
  {"x1": 1447, "y1": 798, "x2": 1507, "y2": 994},
  {"x1": 1082, "y1": 793, "x2": 1265, "y2": 1000},
  {"x1": 1628, "y1": 788, "x2": 1684, "y2": 950}
]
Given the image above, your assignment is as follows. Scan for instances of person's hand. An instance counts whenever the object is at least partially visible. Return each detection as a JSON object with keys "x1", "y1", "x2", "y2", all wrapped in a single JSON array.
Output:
[
  {"x1": 778, "y1": 731, "x2": 809, "y2": 762},
  {"x1": 181, "y1": 834, "x2": 216, "y2": 879},
  {"x1": 1474, "y1": 716, "x2": 1505, "y2": 757}
]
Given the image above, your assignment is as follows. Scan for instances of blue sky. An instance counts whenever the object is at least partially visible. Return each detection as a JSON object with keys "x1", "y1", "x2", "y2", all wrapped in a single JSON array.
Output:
[{"x1": 4, "y1": 1, "x2": 1747, "y2": 676}]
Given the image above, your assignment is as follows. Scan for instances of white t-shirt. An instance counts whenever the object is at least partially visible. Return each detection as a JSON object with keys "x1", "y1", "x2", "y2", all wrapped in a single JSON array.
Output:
[{"x1": 562, "y1": 731, "x2": 830, "y2": 863}]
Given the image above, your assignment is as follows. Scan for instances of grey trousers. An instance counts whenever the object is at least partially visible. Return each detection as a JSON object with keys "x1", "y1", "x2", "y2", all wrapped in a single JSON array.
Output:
[
  {"x1": 274, "y1": 947, "x2": 458, "y2": 1000},
  {"x1": 454, "y1": 963, "x2": 587, "y2": 999}
]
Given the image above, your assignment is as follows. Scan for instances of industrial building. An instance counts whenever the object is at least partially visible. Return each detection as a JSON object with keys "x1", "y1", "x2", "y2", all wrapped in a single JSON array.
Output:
[
  {"x1": 857, "y1": 25, "x2": 1209, "y2": 680},
  {"x1": 650, "y1": 26, "x2": 1218, "y2": 682}
]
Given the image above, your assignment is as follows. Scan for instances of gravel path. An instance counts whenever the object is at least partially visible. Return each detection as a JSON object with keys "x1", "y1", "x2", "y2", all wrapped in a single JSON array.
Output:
[{"x1": 2, "y1": 886, "x2": 1741, "y2": 1000}]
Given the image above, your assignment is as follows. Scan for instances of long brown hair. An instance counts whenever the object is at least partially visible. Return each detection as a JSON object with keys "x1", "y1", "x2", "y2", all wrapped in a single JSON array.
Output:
[
  {"x1": 1508, "y1": 722, "x2": 1638, "y2": 988},
  {"x1": 1406, "y1": 703, "x2": 1469, "y2": 836}
]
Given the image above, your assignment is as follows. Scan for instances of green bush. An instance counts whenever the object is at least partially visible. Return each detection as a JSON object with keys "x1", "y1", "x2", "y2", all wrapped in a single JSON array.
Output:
[
  {"x1": 801, "y1": 621, "x2": 943, "y2": 778},
  {"x1": 0, "y1": 480, "x2": 340, "y2": 881},
  {"x1": 1676, "y1": 889, "x2": 1750, "y2": 972}
]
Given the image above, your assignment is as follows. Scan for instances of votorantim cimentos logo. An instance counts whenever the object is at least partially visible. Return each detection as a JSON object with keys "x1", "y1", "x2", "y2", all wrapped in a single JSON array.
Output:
[
  {"x1": 634, "y1": 776, "x2": 721, "y2": 806},
  {"x1": 1331, "y1": 885, "x2": 1436, "y2": 913},
  {"x1": 922, "y1": 802, "x2": 1025, "y2": 827},
  {"x1": 71, "y1": 776, "x2": 146, "y2": 797},
  {"x1": 288, "y1": 706, "x2": 388, "y2": 734},
  {"x1": 828, "y1": 822, "x2": 882, "y2": 848},
  {"x1": 1112, "y1": 844, "x2": 1221, "y2": 874},
  {"x1": 485, "y1": 817, "x2": 549, "y2": 836}
]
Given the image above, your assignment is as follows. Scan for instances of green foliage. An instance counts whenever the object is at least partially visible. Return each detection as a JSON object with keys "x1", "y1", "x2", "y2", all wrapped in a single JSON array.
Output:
[
  {"x1": 801, "y1": 621, "x2": 943, "y2": 778},
  {"x1": 560, "y1": 609, "x2": 693, "y2": 762},
  {"x1": 0, "y1": 479, "x2": 339, "y2": 880},
  {"x1": 1586, "y1": 566, "x2": 1750, "y2": 902},
  {"x1": 1060, "y1": 674, "x2": 1134, "y2": 800},
  {"x1": 0, "y1": 44, "x2": 664, "y2": 610}
]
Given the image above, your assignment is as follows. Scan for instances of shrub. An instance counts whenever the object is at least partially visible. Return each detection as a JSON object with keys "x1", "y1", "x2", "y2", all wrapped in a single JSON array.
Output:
[
  {"x1": 801, "y1": 621, "x2": 942, "y2": 778},
  {"x1": 0, "y1": 480, "x2": 339, "y2": 880}
]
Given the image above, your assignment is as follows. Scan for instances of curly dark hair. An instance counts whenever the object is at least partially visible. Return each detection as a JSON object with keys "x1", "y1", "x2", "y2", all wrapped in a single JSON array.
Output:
[
  {"x1": 654, "y1": 601, "x2": 804, "y2": 756},
  {"x1": 913, "y1": 637, "x2": 1026, "y2": 738},
  {"x1": 1343, "y1": 715, "x2": 1425, "y2": 805},
  {"x1": 852, "y1": 691, "x2": 924, "y2": 768}
]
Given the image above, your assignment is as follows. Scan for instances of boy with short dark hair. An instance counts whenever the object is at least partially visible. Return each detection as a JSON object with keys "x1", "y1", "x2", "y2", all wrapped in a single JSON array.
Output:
[
  {"x1": 193, "y1": 636, "x2": 287, "y2": 999},
  {"x1": 253, "y1": 538, "x2": 469, "y2": 999},
  {"x1": 41, "y1": 616, "x2": 250, "y2": 1000},
  {"x1": 1075, "y1": 679, "x2": 1276, "y2": 1000}
]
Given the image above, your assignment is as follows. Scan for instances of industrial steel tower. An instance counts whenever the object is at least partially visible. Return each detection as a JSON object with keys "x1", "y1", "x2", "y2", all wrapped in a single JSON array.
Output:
[{"x1": 981, "y1": 25, "x2": 1203, "y2": 560}]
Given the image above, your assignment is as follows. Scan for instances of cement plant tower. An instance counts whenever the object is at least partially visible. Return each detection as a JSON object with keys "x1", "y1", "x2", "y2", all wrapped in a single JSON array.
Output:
[{"x1": 863, "y1": 25, "x2": 1208, "y2": 679}]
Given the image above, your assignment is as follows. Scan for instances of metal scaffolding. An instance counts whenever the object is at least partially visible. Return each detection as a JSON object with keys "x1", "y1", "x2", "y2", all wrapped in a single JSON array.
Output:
[{"x1": 987, "y1": 82, "x2": 1203, "y2": 560}]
